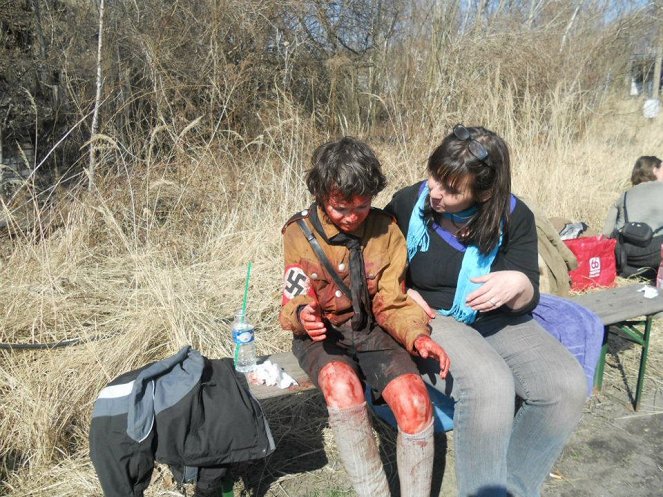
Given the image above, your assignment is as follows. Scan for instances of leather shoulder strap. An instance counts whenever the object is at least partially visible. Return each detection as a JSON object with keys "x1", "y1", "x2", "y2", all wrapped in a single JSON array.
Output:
[
  {"x1": 282, "y1": 208, "x2": 312, "y2": 234},
  {"x1": 296, "y1": 219, "x2": 352, "y2": 299}
]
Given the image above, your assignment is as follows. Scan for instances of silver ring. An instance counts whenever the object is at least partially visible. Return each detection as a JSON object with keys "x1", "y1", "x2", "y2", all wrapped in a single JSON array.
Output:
[{"x1": 489, "y1": 299, "x2": 497, "y2": 306}]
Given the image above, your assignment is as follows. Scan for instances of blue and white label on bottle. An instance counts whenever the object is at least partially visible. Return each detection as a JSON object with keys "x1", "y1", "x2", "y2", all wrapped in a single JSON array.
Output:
[{"x1": 232, "y1": 324, "x2": 255, "y2": 344}]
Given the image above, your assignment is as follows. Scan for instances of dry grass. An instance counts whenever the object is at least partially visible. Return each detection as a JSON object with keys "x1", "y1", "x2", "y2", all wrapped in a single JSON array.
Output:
[
  {"x1": 2, "y1": 92, "x2": 662, "y2": 496},
  {"x1": 3, "y1": 20, "x2": 663, "y2": 491}
]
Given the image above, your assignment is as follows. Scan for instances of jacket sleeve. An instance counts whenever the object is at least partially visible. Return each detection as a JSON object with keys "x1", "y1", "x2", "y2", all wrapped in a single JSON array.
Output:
[
  {"x1": 279, "y1": 222, "x2": 316, "y2": 334},
  {"x1": 602, "y1": 194, "x2": 621, "y2": 236},
  {"x1": 89, "y1": 374, "x2": 156, "y2": 497},
  {"x1": 371, "y1": 222, "x2": 430, "y2": 353}
]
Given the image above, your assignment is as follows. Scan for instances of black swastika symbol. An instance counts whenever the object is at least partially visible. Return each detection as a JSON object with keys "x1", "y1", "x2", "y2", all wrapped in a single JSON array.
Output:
[{"x1": 284, "y1": 270, "x2": 308, "y2": 297}]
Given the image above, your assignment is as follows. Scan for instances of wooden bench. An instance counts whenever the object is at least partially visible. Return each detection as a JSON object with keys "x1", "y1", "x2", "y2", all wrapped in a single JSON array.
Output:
[
  {"x1": 247, "y1": 351, "x2": 316, "y2": 400},
  {"x1": 570, "y1": 283, "x2": 663, "y2": 410},
  {"x1": 225, "y1": 285, "x2": 663, "y2": 497},
  {"x1": 249, "y1": 284, "x2": 663, "y2": 412}
]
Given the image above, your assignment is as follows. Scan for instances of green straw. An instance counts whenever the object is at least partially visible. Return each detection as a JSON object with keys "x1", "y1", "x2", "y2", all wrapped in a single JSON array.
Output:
[
  {"x1": 241, "y1": 261, "x2": 253, "y2": 321},
  {"x1": 235, "y1": 261, "x2": 253, "y2": 366}
]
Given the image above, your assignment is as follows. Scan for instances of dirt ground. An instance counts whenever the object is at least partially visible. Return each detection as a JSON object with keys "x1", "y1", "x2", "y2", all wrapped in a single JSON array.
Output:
[
  {"x1": 227, "y1": 330, "x2": 663, "y2": 497},
  {"x1": 542, "y1": 335, "x2": 663, "y2": 497}
]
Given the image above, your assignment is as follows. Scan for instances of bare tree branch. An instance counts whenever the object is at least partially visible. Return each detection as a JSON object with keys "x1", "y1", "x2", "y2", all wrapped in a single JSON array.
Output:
[
  {"x1": 560, "y1": 1, "x2": 583, "y2": 53},
  {"x1": 88, "y1": 0, "x2": 105, "y2": 190}
]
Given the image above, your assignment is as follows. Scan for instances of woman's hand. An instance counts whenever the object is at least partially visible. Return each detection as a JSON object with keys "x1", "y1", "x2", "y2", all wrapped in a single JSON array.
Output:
[
  {"x1": 298, "y1": 301, "x2": 327, "y2": 341},
  {"x1": 407, "y1": 288, "x2": 437, "y2": 319},
  {"x1": 413, "y1": 335, "x2": 450, "y2": 379},
  {"x1": 466, "y1": 270, "x2": 534, "y2": 312}
]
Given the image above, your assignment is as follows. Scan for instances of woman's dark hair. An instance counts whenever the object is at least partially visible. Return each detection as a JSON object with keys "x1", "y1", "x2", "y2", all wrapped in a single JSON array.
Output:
[
  {"x1": 631, "y1": 156, "x2": 661, "y2": 186},
  {"x1": 306, "y1": 137, "x2": 387, "y2": 202},
  {"x1": 427, "y1": 126, "x2": 511, "y2": 253}
]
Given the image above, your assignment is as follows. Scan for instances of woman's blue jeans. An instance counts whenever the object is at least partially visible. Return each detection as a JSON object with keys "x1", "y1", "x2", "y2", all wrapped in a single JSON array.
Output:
[{"x1": 417, "y1": 313, "x2": 587, "y2": 497}]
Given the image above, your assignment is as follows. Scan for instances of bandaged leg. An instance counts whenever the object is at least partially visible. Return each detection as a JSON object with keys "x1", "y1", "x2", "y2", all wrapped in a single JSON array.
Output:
[
  {"x1": 397, "y1": 417, "x2": 434, "y2": 497},
  {"x1": 327, "y1": 403, "x2": 390, "y2": 497}
]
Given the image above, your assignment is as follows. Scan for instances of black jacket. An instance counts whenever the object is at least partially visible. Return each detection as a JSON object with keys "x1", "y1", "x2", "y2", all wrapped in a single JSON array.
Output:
[{"x1": 89, "y1": 346, "x2": 275, "y2": 497}]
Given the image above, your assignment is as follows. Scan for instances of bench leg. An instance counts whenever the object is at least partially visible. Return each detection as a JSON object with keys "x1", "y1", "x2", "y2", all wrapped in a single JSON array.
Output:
[
  {"x1": 634, "y1": 316, "x2": 653, "y2": 411},
  {"x1": 593, "y1": 326, "x2": 609, "y2": 393}
]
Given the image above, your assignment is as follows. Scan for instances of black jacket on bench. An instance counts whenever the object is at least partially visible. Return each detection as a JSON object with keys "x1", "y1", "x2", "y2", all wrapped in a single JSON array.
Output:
[{"x1": 89, "y1": 346, "x2": 275, "y2": 497}]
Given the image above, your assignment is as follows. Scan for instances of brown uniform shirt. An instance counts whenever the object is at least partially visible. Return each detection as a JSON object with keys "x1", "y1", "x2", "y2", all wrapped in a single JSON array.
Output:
[{"x1": 279, "y1": 205, "x2": 430, "y2": 353}]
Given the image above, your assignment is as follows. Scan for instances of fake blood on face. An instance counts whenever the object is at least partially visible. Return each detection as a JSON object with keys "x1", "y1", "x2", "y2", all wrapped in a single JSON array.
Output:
[{"x1": 323, "y1": 193, "x2": 372, "y2": 233}]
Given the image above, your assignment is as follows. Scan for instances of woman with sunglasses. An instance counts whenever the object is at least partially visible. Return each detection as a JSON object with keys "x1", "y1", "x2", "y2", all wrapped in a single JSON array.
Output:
[{"x1": 384, "y1": 125, "x2": 587, "y2": 497}]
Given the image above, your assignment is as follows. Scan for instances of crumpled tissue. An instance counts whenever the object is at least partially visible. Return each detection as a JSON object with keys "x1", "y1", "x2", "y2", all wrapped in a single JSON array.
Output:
[
  {"x1": 249, "y1": 359, "x2": 298, "y2": 389},
  {"x1": 637, "y1": 285, "x2": 659, "y2": 299}
]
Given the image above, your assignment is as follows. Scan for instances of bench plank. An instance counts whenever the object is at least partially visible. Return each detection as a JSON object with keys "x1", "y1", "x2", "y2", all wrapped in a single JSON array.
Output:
[
  {"x1": 248, "y1": 351, "x2": 316, "y2": 400},
  {"x1": 570, "y1": 283, "x2": 663, "y2": 410},
  {"x1": 569, "y1": 284, "x2": 663, "y2": 325}
]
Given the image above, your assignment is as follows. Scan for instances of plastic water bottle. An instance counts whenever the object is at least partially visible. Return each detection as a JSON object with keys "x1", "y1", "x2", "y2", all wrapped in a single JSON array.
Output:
[
  {"x1": 656, "y1": 243, "x2": 663, "y2": 289},
  {"x1": 232, "y1": 310, "x2": 256, "y2": 373}
]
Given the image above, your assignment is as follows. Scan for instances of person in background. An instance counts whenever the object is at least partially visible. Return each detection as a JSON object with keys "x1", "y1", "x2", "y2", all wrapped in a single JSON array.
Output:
[
  {"x1": 384, "y1": 124, "x2": 587, "y2": 497},
  {"x1": 603, "y1": 155, "x2": 663, "y2": 280},
  {"x1": 279, "y1": 137, "x2": 450, "y2": 497}
]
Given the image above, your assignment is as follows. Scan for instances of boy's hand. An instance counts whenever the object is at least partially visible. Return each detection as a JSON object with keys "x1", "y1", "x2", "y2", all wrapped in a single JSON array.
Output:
[
  {"x1": 414, "y1": 335, "x2": 450, "y2": 379},
  {"x1": 299, "y1": 301, "x2": 327, "y2": 341}
]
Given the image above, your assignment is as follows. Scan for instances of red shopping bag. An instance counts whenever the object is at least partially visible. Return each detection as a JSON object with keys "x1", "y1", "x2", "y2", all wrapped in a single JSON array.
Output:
[{"x1": 563, "y1": 236, "x2": 617, "y2": 291}]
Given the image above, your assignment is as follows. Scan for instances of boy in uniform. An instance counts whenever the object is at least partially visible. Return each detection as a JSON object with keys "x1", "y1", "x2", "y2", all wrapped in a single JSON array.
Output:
[{"x1": 279, "y1": 137, "x2": 450, "y2": 497}]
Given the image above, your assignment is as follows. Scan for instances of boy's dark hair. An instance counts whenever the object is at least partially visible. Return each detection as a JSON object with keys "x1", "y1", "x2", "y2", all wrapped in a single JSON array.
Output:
[
  {"x1": 306, "y1": 137, "x2": 387, "y2": 202},
  {"x1": 631, "y1": 156, "x2": 661, "y2": 185}
]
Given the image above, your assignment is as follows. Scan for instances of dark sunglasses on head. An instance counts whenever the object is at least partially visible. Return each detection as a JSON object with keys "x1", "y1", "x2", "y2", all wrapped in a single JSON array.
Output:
[{"x1": 453, "y1": 124, "x2": 492, "y2": 167}]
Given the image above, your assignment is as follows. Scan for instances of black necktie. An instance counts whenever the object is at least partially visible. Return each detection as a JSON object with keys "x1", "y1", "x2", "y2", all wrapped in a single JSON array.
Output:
[{"x1": 329, "y1": 231, "x2": 369, "y2": 330}]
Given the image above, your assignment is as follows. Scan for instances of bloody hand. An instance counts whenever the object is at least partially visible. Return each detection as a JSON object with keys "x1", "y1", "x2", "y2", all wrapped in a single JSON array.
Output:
[
  {"x1": 414, "y1": 335, "x2": 450, "y2": 379},
  {"x1": 299, "y1": 301, "x2": 327, "y2": 341}
]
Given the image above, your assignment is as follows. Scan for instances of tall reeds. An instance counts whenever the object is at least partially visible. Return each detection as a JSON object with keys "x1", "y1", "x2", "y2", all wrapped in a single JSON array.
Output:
[{"x1": 1, "y1": 1, "x2": 662, "y2": 495}]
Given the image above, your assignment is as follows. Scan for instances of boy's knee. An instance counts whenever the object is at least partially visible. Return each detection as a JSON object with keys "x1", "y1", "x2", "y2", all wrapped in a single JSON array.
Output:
[
  {"x1": 383, "y1": 374, "x2": 432, "y2": 434},
  {"x1": 318, "y1": 362, "x2": 364, "y2": 408}
]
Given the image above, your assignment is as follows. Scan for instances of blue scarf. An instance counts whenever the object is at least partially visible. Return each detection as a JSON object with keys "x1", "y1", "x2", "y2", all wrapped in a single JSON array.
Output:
[
  {"x1": 406, "y1": 182, "x2": 502, "y2": 324},
  {"x1": 442, "y1": 206, "x2": 478, "y2": 223}
]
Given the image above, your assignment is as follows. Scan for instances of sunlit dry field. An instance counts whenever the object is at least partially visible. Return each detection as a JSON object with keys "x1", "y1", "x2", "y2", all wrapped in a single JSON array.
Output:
[
  {"x1": 2, "y1": 1, "x2": 663, "y2": 495},
  {"x1": 2, "y1": 93, "x2": 662, "y2": 496}
]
